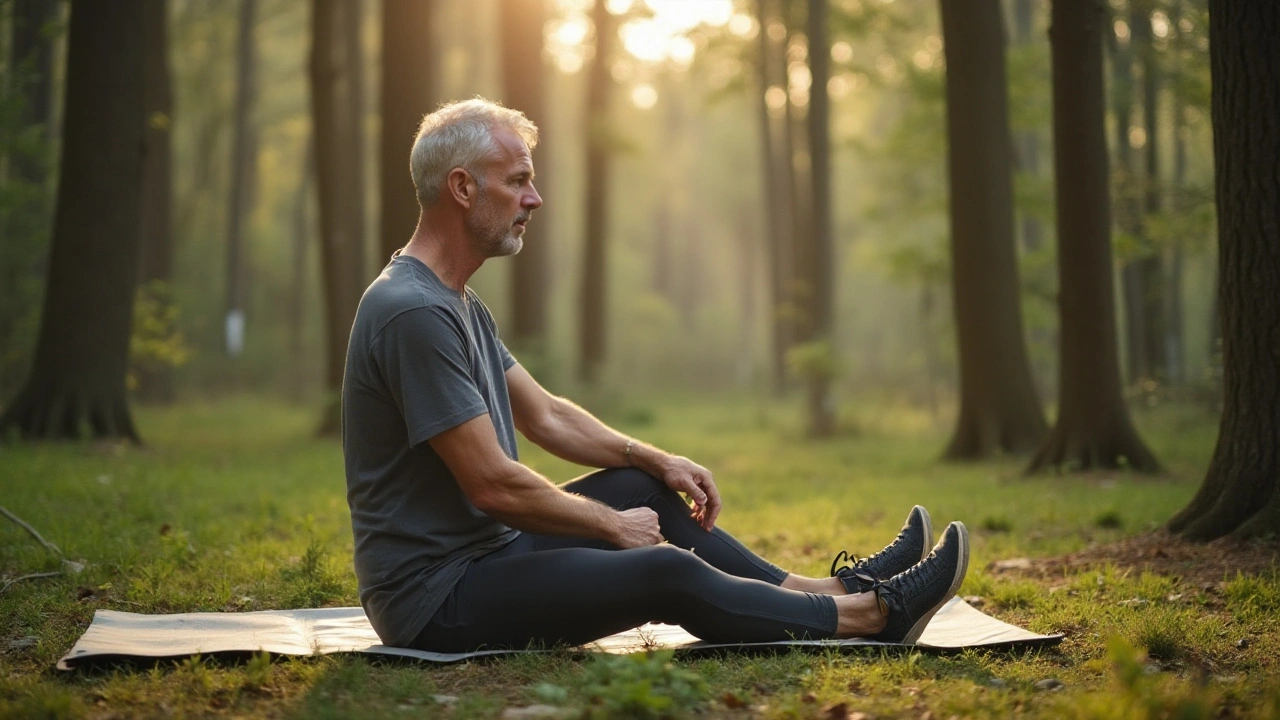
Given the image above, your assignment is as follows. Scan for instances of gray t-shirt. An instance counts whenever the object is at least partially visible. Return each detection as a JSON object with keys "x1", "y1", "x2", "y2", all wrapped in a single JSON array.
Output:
[{"x1": 342, "y1": 254, "x2": 520, "y2": 647}]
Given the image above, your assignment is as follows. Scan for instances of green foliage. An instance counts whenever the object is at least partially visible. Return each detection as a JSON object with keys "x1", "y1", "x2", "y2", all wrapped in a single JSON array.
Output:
[
  {"x1": 280, "y1": 538, "x2": 346, "y2": 608},
  {"x1": 128, "y1": 280, "x2": 192, "y2": 390},
  {"x1": 1223, "y1": 571, "x2": 1280, "y2": 619},
  {"x1": 786, "y1": 339, "x2": 842, "y2": 383},
  {"x1": 578, "y1": 651, "x2": 708, "y2": 719}
]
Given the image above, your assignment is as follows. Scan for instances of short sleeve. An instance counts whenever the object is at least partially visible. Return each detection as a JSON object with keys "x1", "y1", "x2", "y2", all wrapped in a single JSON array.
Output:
[
  {"x1": 469, "y1": 289, "x2": 517, "y2": 372},
  {"x1": 372, "y1": 306, "x2": 488, "y2": 447}
]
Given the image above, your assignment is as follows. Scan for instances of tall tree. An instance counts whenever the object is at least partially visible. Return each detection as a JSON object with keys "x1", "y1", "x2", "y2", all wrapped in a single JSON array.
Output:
[
  {"x1": 310, "y1": 0, "x2": 367, "y2": 434},
  {"x1": 379, "y1": 0, "x2": 436, "y2": 263},
  {"x1": 1167, "y1": 1, "x2": 1280, "y2": 540},
  {"x1": 1011, "y1": 0, "x2": 1045, "y2": 253},
  {"x1": 1026, "y1": 0, "x2": 1158, "y2": 474},
  {"x1": 939, "y1": 0, "x2": 1047, "y2": 458},
  {"x1": 135, "y1": 0, "x2": 176, "y2": 404},
  {"x1": 0, "y1": 0, "x2": 146, "y2": 441},
  {"x1": 288, "y1": 139, "x2": 314, "y2": 401},
  {"x1": 1132, "y1": 3, "x2": 1166, "y2": 383},
  {"x1": 755, "y1": 0, "x2": 797, "y2": 394},
  {"x1": 500, "y1": 0, "x2": 552, "y2": 353},
  {"x1": 1, "y1": 0, "x2": 59, "y2": 399},
  {"x1": 7, "y1": 0, "x2": 56, "y2": 184},
  {"x1": 225, "y1": 0, "x2": 257, "y2": 359},
  {"x1": 803, "y1": 0, "x2": 836, "y2": 437},
  {"x1": 577, "y1": 0, "x2": 613, "y2": 384}
]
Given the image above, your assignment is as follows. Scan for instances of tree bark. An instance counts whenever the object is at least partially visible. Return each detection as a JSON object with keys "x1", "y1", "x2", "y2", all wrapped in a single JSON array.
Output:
[
  {"x1": 1, "y1": 0, "x2": 58, "y2": 400},
  {"x1": 1012, "y1": 0, "x2": 1044, "y2": 254},
  {"x1": 311, "y1": 0, "x2": 368, "y2": 434},
  {"x1": 0, "y1": 0, "x2": 146, "y2": 442},
  {"x1": 1132, "y1": 2, "x2": 1166, "y2": 383},
  {"x1": 577, "y1": 0, "x2": 613, "y2": 385},
  {"x1": 939, "y1": 0, "x2": 1047, "y2": 459},
  {"x1": 755, "y1": 0, "x2": 796, "y2": 394},
  {"x1": 379, "y1": 0, "x2": 435, "y2": 263},
  {"x1": 1109, "y1": 7, "x2": 1146, "y2": 386},
  {"x1": 1025, "y1": 0, "x2": 1159, "y2": 474},
  {"x1": 804, "y1": 0, "x2": 836, "y2": 437},
  {"x1": 500, "y1": 0, "x2": 552, "y2": 353},
  {"x1": 1167, "y1": 0, "x2": 1280, "y2": 540},
  {"x1": 134, "y1": 0, "x2": 176, "y2": 404}
]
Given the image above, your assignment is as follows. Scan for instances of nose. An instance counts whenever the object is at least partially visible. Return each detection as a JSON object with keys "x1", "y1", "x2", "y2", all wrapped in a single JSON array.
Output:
[{"x1": 524, "y1": 182, "x2": 543, "y2": 210}]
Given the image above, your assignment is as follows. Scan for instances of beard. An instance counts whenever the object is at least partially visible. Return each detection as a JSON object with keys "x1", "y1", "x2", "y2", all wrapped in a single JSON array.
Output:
[{"x1": 467, "y1": 188, "x2": 527, "y2": 258}]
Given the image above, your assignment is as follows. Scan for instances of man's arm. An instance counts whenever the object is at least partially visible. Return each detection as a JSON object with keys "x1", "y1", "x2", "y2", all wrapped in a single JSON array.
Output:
[
  {"x1": 505, "y1": 363, "x2": 722, "y2": 530},
  {"x1": 429, "y1": 413, "x2": 663, "y2": 548}
]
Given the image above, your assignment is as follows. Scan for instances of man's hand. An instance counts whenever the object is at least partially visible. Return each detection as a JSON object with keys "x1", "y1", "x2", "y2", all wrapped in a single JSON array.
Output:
[
  {"x1": 611, "y1": 507, "x2": 664, "y2": 548},
  {"x1": 654, "y1": 455, "x2": 721, "y2": 532}
]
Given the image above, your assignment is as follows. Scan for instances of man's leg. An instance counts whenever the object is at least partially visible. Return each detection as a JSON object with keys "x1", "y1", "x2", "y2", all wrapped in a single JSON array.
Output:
[
  {"x1": 559, "y1": 468, "x2": 843, "y2": 593},
  {"x1": 410, "y1": 535, "x2": 859, "y2": 653}
]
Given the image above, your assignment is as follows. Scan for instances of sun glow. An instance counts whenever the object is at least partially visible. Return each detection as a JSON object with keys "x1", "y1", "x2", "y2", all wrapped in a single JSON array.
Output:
[{"x1": 549, "y1": 0, "x2": 735, "y2": 72}]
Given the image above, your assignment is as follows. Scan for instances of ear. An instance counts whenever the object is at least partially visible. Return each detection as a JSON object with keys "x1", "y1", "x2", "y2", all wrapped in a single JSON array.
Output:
[{"x1": 446, "y1": 167, "x2": 476, "y2": 208}]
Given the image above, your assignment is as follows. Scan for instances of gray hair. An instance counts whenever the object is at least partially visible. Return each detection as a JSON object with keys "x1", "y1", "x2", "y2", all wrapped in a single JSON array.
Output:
[{"x1": 410, "y1": 98, "x2": 539, "y2": 208}]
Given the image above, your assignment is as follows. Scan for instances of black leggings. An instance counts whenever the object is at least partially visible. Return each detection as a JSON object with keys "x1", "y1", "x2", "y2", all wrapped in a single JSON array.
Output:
[{"x1": 410, "y1": 468, "x2": 838, "y2": 652}]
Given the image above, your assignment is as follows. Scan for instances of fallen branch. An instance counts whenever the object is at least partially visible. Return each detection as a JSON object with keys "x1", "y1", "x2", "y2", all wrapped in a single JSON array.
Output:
[
  {"x1": 0, "y1": 571, "x2": 61, "y2": 595},
  {"x1": 0, "y1": 505, "x2": 65, "y2": 558}
]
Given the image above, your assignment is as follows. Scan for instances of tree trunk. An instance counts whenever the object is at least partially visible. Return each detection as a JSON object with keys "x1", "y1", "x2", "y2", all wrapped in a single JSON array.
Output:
[
  {"x1": 1025, "y1": 0, "x2": 1159, "y2": 474},
  {"x1": 1164, "y1": 0, "x2": 1186, "y2": 385},
  {"x1": 756, "y1": 0, "x2": 796, "y2": 394},
  {"x1": 804, "y1": 0, "x2": 836, "y2": 437},
  {"x1": 1109, "y1": 8, "x2": 1146, "y2": 385},
  {"x1": 289, "y1": 138, "x2": 314, "y2": 402},
  {"x1": 0, "y1": 0, "x2": 146, "y2": 442},
  {"x1": 499, "y1": 0, "x2": 551, "y2": 353},
  {"x1": 1, "y1": 0, "x2": 58, "y2": 400},
  {"x1": 379, "y1": 0, "x2": 435, "y2": 263},
  {"x1": 134, "y1": 0, "x2": 176, "y2": 405},
  {"x1": 311, "y1": 0, "x2": 368, "y2": 435},
  {"x1": 225, "y1": 0, "x2": 256, "y2": 359},
  {"x1": 939, "y1": 0, "x2": 1047, "y2": 459},
  {"x1": 577, "y1": 0, "x2": 613, "y2": 385},
  {"x1": 1167, "y1": 1, "x2": 1280, "y2": 540},
  {"x1": 1012, "y1": 0, "x2": 1044, "y2": 254},
  {"x1": 1132, "y1": 2, "x2": 1166, "y2": 383}
]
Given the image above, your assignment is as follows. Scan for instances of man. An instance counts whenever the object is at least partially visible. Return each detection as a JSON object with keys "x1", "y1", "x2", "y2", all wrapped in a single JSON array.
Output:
[{"x1": 342, "y1": 98, "x2": 969, "y2": 653}]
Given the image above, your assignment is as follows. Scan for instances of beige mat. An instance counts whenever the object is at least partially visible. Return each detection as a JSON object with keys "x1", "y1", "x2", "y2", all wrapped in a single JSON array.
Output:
[{"x1": 57, "y1": 597, "x2": 1061, "y2": 669}]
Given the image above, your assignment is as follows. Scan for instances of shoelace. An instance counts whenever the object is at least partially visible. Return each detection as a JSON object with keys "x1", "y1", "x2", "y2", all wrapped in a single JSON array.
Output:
[{"x1": 829, "y1": 549, "x2": 863, "y2": 577}]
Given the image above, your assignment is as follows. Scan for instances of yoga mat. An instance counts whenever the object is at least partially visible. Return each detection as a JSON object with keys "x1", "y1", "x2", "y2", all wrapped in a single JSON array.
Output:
[{"x1": 57, "y1": 597, "x2": 1061, "y2": 669}]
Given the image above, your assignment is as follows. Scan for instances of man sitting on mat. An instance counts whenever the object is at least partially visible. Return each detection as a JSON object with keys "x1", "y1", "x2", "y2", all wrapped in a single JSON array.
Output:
[{"x1": 341, "y1": 98, "x2": 970, "y2": 653}]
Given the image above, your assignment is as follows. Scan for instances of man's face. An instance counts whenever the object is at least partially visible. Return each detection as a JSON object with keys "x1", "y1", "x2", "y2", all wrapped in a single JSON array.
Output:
[{"x1": 466, "y1": 127, "x2": 542, "y2": 259}]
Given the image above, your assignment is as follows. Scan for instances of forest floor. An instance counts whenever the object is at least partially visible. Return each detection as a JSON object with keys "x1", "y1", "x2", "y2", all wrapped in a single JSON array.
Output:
[{"x1": 1, "y1": 395, "x2": 1278, "y2": 719}]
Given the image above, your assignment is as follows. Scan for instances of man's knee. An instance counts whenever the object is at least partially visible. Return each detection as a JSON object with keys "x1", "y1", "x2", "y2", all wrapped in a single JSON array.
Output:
[
  {"x1": 607, "y1": 467, "x2": 666, "y2": 493},
  {"x1": 632, "y1": 544, "x2": 708, "y2": 588}
]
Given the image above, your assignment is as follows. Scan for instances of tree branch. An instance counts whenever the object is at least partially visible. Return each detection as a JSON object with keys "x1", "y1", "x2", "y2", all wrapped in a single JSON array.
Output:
[{"x1": 0, "y1": 505, "x2": 65, "y2": 558}]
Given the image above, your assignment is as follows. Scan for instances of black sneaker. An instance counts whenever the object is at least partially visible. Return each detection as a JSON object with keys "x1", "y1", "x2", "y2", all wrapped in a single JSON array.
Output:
[
  {"x1": 831, "y1": 505, "x2": 933, "y2": 594},
  {"x1": 870, "y1": 521, "x2": 969, "y2": 645}
]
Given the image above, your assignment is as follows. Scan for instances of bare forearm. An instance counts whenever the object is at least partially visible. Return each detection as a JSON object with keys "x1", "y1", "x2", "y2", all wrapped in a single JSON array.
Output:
[
  {"x1": 526, "y1": 397, "x2": 654, "y2": 470},
  {"x1": 477, "y1": 460, "x2": 622, "y2": 541}
]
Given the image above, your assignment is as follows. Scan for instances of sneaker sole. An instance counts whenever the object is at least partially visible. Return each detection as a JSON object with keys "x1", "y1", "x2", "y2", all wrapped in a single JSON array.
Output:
[
  {"x1": 911, "y1": 505, "x2": 933, "y2": 564},
  {"x1": 899, "y1": 521, "x2": 969, "y2": 645}
]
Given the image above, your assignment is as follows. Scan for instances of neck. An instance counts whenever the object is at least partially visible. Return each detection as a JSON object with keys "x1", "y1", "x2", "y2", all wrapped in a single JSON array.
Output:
[{"x1": 399, "y1": 210, "x2": 482, "y2": 294}]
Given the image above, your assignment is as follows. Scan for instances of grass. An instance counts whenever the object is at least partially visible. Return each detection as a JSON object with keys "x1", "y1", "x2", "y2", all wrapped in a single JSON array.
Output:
[{"x1": 1, "y1": 395, "x2": 1278, "y2": 718}]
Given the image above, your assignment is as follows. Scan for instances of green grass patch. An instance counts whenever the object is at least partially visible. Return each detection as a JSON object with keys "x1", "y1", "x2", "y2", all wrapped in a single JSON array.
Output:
[{"x1": 2, "y1": 396, "x2": 1277, "y2": 718}]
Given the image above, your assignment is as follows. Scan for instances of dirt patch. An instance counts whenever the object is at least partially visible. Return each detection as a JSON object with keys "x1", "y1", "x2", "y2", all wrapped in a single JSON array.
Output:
[{"x1": 989, "y1": 530, "x2": 1280, "y2": 590}]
